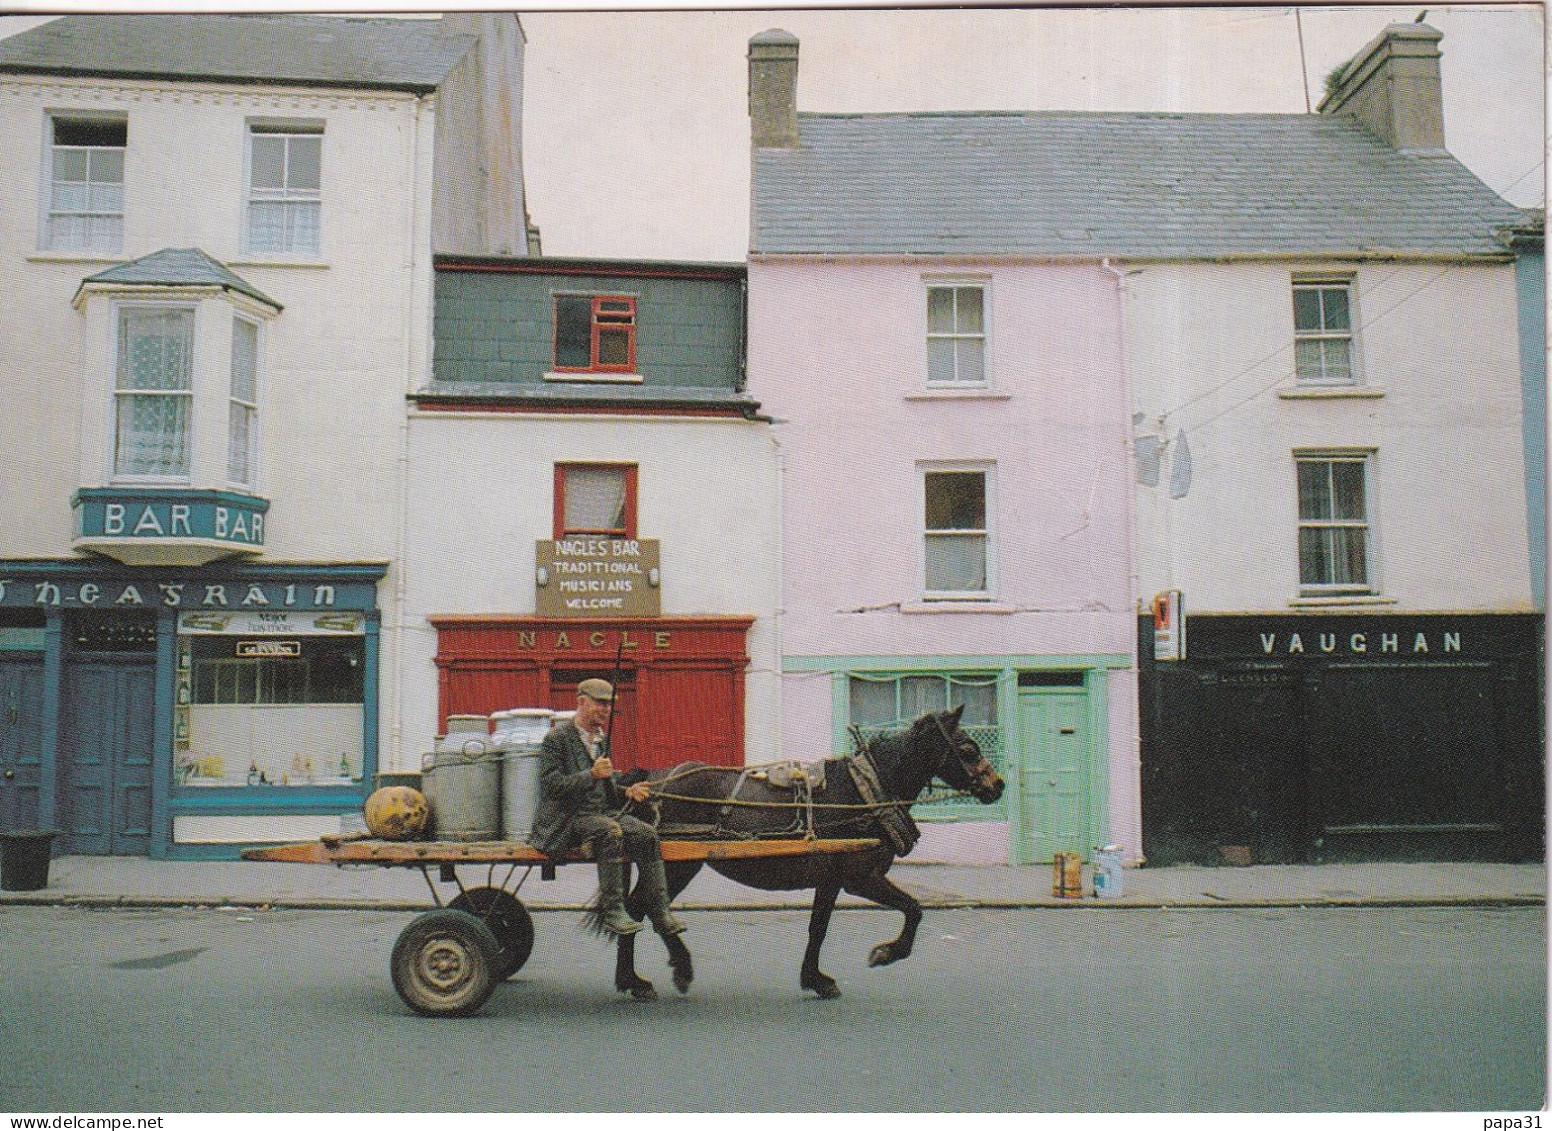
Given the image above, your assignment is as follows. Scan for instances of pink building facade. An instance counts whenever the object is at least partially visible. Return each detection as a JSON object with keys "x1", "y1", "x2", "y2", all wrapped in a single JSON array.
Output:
[{"x1": 748, "y1": 257, "x2": 1141, "y2": 864}]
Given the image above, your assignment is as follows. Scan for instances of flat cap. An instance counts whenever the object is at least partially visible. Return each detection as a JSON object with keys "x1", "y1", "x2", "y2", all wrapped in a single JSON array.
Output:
[{"x1": 576, "y1": 678, "x2": 614, "y2": 702}]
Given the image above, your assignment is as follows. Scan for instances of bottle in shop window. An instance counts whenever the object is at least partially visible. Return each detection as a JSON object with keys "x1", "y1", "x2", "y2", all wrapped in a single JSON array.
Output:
[{"x1": 247, "y1": 760, "x2": 260, "y2": 786}]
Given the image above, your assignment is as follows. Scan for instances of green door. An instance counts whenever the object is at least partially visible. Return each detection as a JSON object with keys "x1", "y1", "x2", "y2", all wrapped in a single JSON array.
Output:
[{"x1": 1017, "y1": 688, "x2": 1092, "y2": 863}]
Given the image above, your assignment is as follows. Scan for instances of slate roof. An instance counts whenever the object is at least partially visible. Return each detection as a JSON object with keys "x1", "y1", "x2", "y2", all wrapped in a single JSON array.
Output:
[
  {"x1": 751, "y1": 111, "x2": 1529, "y2": 259},
  {"x1": 0, "y1": 14, "x2": 474, "y2": 93},
  {"x1": 78, "y1": 248, "x2": 281, "y2": 311}
]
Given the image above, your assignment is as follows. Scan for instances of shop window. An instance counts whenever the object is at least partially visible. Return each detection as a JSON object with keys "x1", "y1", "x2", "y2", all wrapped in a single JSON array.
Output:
[
  {"x1": 554, "y1": 463, "x2": 638, "y2": 539},
  {"x1": 114, "y1": 306, "x2": 194, "y2": 480},
  {"x1": 1292, "y1": 277, "x2": 1358, "y2": 385},
  {"x1": 847, "y1": 671, "x2": 1004, "y2": 815},
  {"x1": 1296, "y1": 452, "x2": 1375, "y2": 594},
  {"x1": 180, "y1": 634, "x2": 365, "y2": 788},
  {"x1": 246, "y1": 124, "x2": 322, "y2": 257},
  {"x1": 45, "y1": 115, "x2": 126, "y2": 254},
  {"x1": 926, "y1": 282, "x2": 987, "y2": 386},
  {"x1": 922, "y1": 465, "x2": 992, "y2": 597},
  {"x1": 553, "y1": 294, "x2": 637, "y2": 374}
]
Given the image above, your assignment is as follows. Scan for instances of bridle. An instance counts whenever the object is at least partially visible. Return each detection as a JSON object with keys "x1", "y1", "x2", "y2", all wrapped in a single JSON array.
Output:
[{"x1": 933, "y1": 723, "x2": 999, "y2": 799}]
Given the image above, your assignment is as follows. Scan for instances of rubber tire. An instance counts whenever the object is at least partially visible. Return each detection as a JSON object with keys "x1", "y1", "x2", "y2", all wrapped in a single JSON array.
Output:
[
  {"x1": 390, "y1": 909, "x2": 501, "y2": 1017},
  {"x1": 448, "y1": 886, "x2": 536, "y2": 980}
]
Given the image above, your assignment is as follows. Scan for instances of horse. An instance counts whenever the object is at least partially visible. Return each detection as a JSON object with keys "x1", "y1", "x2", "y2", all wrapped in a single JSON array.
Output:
[{"x1": 614, "y1": 704, "x2": 1005, "y2": 1000}]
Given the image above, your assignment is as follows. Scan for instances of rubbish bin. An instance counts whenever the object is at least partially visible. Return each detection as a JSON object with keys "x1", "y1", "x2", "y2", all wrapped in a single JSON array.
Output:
[{"x1": 1, "y1": 829, "x2": 58, "y2": 891}]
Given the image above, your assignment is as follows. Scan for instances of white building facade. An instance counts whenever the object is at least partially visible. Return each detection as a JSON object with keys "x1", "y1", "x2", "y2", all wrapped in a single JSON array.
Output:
[
  {"x1": 0, "y1": 14, "x2": 533, "y2": 857},
  {"x1": 1129, "y1": 24, "x2": 1542, "y2": 865},
  {"x1": 396, "y1": 256, "x2": 780, "y2": 780}
]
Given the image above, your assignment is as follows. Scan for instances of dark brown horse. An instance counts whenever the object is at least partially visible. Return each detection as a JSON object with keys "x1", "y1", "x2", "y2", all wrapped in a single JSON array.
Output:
[{"x1": 615, "y1": 705, "x2": 1004, "y2": 999}]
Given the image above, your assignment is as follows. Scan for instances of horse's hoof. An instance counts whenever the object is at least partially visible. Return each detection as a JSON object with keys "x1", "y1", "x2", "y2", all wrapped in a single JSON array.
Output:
[
  {"x1": 802, "y1": 973, "x2": 841, "y2": 999},
  {"x1": 617, "y1": 976, "x2": 657, "y2": 1001},
  {"x1": 868, "y1": 944, "x2": 893, "y2": 967},
  {"x1": 671, "y1": 966, "x2": 692, "y2": 995}
]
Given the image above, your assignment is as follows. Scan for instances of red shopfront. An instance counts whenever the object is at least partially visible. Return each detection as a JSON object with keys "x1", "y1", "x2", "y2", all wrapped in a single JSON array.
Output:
[{"x1": 431, "y1": 616, "x2": 753, "y2": 771}]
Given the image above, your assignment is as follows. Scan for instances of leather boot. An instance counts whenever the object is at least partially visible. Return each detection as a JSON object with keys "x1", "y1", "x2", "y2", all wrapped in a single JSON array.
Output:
[
  {"x1": 638, "y1": 856, "x2": 687, "y2": 937},
  {"x1": 595, "y1": 860, "x2": 643, "y2": 936}
]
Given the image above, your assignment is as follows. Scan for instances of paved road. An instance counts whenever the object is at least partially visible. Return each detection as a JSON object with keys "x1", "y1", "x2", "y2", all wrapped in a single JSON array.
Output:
[{"x1": 0, "y1": 904, "x2": 1542, "y2": 1112}]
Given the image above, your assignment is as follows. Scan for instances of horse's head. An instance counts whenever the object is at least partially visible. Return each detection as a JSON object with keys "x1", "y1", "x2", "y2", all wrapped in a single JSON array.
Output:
[{"x1": 922, "y1": 704, "x2": 1004, "y2": 804}]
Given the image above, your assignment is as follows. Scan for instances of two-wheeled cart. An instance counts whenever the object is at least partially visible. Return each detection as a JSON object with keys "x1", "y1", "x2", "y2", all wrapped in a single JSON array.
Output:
[{"x1": 241, "y1": 834, "x2": 880, "y2": 1017}]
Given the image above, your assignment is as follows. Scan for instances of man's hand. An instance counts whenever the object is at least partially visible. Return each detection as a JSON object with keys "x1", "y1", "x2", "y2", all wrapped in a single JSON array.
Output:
[
  {"x1": 624, "y1": 781, "x2": 651, "y2": 804},
  {"x1": 590, "y1": 757, "x2": 614, "y2": 780}
]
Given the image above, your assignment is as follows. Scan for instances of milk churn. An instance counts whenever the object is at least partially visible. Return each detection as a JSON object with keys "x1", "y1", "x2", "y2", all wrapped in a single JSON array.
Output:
[
  {"x1": 1052, "y1": 851, "x2": 1083, "y2": 899},
  {"x1": 496, "y1": 708, "x2": 553, "y2": 840},
  {"x1": 1092, "y1": 844, "x2": 1124, "y2": 899},
  {"x1": 422, "y1": 714, "x2": 500, "y2": 841}
]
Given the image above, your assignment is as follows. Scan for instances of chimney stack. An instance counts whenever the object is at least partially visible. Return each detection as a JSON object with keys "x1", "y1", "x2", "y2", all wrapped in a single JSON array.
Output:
[
  {"x1": 1317, "y1": 22, "x2": 1446, "y2": 152},
  {"x1": 748, "y1": 29, "x2": 800, "y2": 148}
]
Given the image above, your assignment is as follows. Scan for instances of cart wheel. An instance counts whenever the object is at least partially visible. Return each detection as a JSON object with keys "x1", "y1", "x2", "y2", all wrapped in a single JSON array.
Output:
[
  {"x1": 449, "y1": 886, "x2": 536, "y2": 980},
  {"x1": 390, "y1": 909, "x2": 501, "y2": 1017}
]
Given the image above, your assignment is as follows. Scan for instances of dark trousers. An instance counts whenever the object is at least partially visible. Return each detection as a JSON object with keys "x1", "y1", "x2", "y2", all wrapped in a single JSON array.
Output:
[{"x1": 567, "y1": 812, "x2": 661, "y2": 864}]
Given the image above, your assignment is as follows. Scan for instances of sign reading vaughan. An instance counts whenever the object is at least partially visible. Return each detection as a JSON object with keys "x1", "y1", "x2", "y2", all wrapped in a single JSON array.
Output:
[{"x1": 536, "y1": 538, "x2": 660, "y2": 617}]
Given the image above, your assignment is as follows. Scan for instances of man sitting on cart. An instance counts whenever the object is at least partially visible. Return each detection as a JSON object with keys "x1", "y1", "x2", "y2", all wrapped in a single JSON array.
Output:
[{"x1": 529, "y1": 678, "x2": 687, "y2": 940}]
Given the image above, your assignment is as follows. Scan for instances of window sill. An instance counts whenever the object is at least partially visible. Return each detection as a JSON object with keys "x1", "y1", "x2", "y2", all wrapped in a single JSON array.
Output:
[
  {"x1": 1288, "y1": 594, "x2": 1399, "y2": 607},
  {"x1": 28, "y1": 251, "x2": 125, "y2": 265},
  {"x1": 1277, "y1": 386, "x2": 1384, "y2": 400},
  {"x1": 227, "y1": 257, "x2": 329, "y2": 270},
  {"x1": 901, "y1": 600, "x2": 1016, "y2": 614},
  {"x1": 905, "y1": 389, "x2": 1011, "y2": 402},
  {"x1": 544, "y1": 371, "x2": 645, "y2": 384}
]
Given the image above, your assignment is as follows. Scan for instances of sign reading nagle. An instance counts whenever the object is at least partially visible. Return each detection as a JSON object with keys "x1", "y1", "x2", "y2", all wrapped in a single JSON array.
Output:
[{"x1": 536, "y1": 538, "x2": 660, "y2": 617}]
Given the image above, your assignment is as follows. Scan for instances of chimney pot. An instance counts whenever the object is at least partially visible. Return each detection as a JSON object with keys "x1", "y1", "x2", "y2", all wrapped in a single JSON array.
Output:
[
  {"x1": 1318, "y1": 22, "x2": 1446, "y2": 151},
  {"x1": 749, "y1": 29, "x2": 800, "y2": 149}
]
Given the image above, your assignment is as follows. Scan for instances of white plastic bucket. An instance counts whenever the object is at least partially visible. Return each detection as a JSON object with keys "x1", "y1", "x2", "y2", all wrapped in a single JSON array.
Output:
[{"x1": 1092, "y1": 844, "x2": 1124, "y2": 899}]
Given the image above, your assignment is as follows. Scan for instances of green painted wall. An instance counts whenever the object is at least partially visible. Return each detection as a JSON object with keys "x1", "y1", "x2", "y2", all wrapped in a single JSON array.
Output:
[{"x1": 433, "y1": 269, "x2": 744, "y2": 389}]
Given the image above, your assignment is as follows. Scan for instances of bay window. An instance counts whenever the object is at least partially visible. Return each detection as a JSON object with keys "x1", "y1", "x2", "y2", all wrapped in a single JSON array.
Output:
[
  {"x1": 114, "y1": 307, "x2": 194, "y2": 480},
  {"x1": 228, "y1": 317, "x2": 260, "y2": 485}
]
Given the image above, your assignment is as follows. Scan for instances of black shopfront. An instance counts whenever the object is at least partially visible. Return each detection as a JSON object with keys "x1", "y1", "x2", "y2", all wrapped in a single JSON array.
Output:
[{"x1": 1140, "y1": 613, "x2": 1543, "y2": 864}]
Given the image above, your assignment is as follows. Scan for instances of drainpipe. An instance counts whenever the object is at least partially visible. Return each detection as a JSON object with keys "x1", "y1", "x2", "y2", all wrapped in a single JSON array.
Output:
[
  {"x1": 387, "y1": 92, "x2": 430, "y2": 772},
  {"x1": 1100, "y1": 257, "x2": 1145, "y2": 866}
]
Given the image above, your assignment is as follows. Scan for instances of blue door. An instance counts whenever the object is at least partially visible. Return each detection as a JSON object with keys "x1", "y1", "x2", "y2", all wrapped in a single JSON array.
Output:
[
  {"x1": 0, "y1": 659, "x2": 45, "y2": 830},
  {"x1": 59, "y1": 661, "x2": 155, "y2": 855}
]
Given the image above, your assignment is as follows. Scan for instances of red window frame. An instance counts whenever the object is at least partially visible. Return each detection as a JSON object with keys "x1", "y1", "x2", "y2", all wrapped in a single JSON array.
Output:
[
  {"x1": 553, "y1": 294, "x2": 637, "y2": 374},
  {"x1": 553, "y1": 462, "x2": 638, "y2": 540}
]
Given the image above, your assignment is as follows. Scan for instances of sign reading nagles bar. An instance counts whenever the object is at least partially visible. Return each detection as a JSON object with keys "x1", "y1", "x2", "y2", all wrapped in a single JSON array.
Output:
[{"x1": 536, "y1": 538, "x2": 660, "y2": 617}]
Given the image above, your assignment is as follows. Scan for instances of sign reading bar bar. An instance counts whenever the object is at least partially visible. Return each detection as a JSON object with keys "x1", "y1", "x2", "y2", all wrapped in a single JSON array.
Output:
[{"x1": 536, "y1": 538, "x2": 660, "y2": 618}]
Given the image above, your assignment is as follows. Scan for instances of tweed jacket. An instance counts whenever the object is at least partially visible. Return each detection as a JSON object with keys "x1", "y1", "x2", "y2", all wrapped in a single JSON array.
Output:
[{"x1": 529, "y1": 720, "x2": 628, "y2": 857}]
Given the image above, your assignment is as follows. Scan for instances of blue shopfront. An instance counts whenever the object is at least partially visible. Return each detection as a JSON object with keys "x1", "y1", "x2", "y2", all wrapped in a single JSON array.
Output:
[{"x1": 0, "y1": 560, "x2": 385, "y2": 859}]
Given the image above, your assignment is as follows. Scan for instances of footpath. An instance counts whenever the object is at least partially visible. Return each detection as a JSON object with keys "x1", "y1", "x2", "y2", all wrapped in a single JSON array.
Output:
[{"x1": 0, "y1": 854, "x2": 1542, "y2": 911}]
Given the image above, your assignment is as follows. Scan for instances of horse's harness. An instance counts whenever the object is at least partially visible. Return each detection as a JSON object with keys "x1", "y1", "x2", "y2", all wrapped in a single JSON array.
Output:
[{"x1": 641, "y1": 727, "x2": 970, "y2": 853}]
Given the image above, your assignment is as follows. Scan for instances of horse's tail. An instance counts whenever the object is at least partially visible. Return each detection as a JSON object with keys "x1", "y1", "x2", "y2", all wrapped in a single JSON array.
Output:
[{"x1": 581, "y1": 889, "x2": 612, "y2": 940}]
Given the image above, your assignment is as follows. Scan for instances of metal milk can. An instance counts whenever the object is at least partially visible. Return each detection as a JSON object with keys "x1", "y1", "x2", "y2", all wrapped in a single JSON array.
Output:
[
  {"x1": 422, "y1": 714, "x2": 500, "y2": 841},
  {"x1": 496, "y1": 708, "x2": 553, "y2": 840}
]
